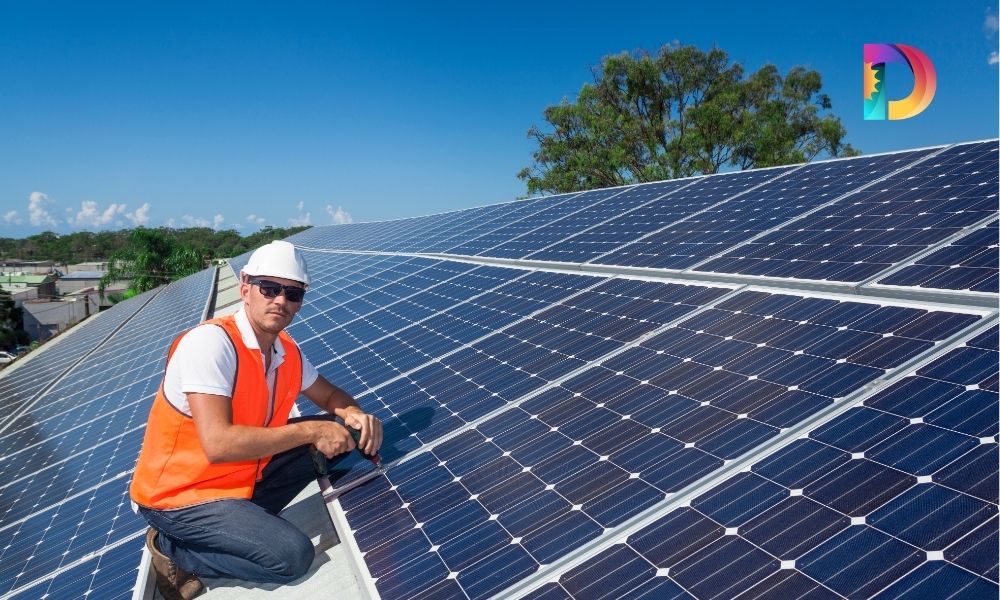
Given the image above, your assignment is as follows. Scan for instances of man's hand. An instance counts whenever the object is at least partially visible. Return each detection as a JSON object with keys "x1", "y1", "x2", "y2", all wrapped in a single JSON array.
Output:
[
  {"x1": 307, "y1": 420, "x2": 356, "y2": 459},
  {"x1": 340, "y1": 407, "x2": 383, "y2": 457}
]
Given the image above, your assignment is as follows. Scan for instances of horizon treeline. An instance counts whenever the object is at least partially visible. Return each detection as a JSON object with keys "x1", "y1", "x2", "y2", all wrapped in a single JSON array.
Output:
[{"x1": 0, "y1": 226, "x2": 311, "y2": 265}]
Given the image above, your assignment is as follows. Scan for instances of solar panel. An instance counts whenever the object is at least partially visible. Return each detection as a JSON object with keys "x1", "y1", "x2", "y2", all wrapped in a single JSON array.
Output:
[
  {"x1": 2, "y1": 140, "x2": 996, "y2": 600},
  {"x1": 0, "y1": 286, "x2": 157, "y2": 433},
  {"x1": 530, "y1": 324, "x2": 997, "y2": 600},
  {"x1": 0, "y1": 268, "x2": 215, "y2": 599},
  {"x1": 444, "y1": 188, "x2": 631, "y2": 257},
  {"x1": 590, "y1": 150, "x2": 933, "y2": 270},
  {"x1": 332, "y1": 289, "x2": 987, "y2": 599},
  {"x1": 874, "y1": 219, "x2": 998, "y2": 293},
  {"x1": 696, "y1": 141, "x2": 998, "y2": 283},
  {"x1": 524, "y1": 167, "x2": 793, "y2": 264}
]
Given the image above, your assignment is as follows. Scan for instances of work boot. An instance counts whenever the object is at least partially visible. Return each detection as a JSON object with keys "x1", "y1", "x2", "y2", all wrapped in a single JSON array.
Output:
[{"x1": 146, "y1": 528, "x2": 204, "y2": 600}]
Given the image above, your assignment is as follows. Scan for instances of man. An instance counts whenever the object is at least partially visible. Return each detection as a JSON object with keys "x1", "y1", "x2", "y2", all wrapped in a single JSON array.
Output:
[{"x1": 130, "y1": 240, "x2": 382, "y2": 600}]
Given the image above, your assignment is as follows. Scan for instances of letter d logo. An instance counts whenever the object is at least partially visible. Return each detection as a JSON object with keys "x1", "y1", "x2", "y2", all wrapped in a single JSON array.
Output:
[{"x1": 864, "y1": 44, "x2": 937, "y2": 120}]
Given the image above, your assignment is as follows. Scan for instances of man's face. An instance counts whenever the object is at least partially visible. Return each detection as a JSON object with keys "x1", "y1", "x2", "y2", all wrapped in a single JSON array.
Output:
[{"x1": 240, "y1": 275, "x2": 305, "y2": 336}]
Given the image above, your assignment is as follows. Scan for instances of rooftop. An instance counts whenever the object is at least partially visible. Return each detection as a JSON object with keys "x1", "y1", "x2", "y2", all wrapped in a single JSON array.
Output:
[{"x1": 0, "y1": 140, "x2": 996, "y2": 600}]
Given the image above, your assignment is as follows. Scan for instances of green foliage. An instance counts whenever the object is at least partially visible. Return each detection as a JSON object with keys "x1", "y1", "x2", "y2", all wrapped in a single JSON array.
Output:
[
  {"x1": 0, "y1": 226, "x2": 309, "y2": 266},
  {"x1": 85, "y1": 225, "x2": 309, "y2": 297},
  {"x1": 519, "y1": 44, "x2": 859, "y2": 194},
  {"x1": 0, "y1": 289, "x2": 27, "y2": 349}
]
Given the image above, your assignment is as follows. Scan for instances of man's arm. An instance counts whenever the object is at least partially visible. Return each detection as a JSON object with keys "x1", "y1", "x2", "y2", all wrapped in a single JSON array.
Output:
[
  {"x1": 188, "y1": 392, "x2": 355, "y2": 462},
  {"x1": 301, "y1": 376, "x2": 383, "y2": 456}
]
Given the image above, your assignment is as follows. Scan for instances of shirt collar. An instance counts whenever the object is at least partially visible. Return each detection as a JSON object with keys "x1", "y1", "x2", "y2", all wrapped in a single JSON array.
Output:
[{"x1": 234, "y1": 307, "x2": 285, "y2": 359}]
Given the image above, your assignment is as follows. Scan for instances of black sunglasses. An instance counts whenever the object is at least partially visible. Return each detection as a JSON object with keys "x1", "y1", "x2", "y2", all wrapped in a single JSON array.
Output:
[{"x1": 249, "y1": 278, "x2": 306, "y2": 303}]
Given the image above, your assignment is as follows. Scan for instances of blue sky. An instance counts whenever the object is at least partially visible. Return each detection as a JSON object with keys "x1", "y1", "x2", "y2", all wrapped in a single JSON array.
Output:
[{"x1": 1, "y1": 1, "x2": 997, "y2": 237}]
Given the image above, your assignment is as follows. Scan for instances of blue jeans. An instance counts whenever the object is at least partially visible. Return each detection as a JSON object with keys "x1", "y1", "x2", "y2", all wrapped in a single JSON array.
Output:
[{"x1": 138, "y1": 415, "x2": 343, "y2": 584}]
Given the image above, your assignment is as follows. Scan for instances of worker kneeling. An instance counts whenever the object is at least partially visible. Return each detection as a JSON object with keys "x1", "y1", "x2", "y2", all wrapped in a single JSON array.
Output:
[{"x1": 130, "y1": 241, "x2": 382, "y2": 600}]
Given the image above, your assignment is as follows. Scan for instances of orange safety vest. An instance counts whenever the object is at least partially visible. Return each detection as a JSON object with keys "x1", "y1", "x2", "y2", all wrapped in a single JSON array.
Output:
[{"x1": 130, "y1": 315, "x2": 303, "y2": 509}]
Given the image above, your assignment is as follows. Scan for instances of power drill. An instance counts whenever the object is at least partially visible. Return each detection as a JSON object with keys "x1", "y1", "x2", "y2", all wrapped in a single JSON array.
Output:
[{"x1": 311, "y1": 426, "x2": 381, "y2": 475}]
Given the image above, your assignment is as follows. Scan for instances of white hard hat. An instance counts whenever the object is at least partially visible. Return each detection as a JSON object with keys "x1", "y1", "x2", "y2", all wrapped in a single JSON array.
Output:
[{"x1": 241, "y1": 241, "x2": 310, "y2": 286}]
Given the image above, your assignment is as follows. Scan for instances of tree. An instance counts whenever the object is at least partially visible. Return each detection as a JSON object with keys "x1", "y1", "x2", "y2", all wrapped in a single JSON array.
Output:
[
  {"x1": 518, "y1": 44, "x2": 859, "y2": 194},
  {"x1": 100, "y1": 228, "x2": 205, "y2": 297},
  {"x1": 0, "y1": 289, "x2": 28, "y2": 349}
]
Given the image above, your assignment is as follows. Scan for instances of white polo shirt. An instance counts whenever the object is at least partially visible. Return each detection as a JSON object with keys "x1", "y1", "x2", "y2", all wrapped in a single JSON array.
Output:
[{"x1": 162, "y1": 307, "x2": 319, "y2": 415}]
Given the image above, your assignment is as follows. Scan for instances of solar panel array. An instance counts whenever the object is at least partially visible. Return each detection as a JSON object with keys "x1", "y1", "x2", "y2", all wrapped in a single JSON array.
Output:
[
  {"x1": 0, "y1": 268, "x2": 216, "y2": 600},
  {"x1": 0, "y1": 139, "x2": 995, "y2": 600}
]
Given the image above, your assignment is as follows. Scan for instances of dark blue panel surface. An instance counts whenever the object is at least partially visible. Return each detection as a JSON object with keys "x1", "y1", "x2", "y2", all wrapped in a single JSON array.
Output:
[
  {"x1": 697, "y1": 141, "x2": 998, "y2": 282},
  {"x1": 596, "y1": 150, "x2": 932, "y2": 270},
  {"x1": 547, "y1": 326, "x2": 998, "y2": 599},
  {"x1": 879, "y1": 219, "x2": 999, "y2": 292}
]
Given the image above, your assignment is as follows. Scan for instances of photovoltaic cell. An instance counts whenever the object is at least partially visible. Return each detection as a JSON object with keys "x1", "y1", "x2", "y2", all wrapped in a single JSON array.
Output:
[
  {"x1": 0, "y1": 285, "x2": 156, "y2": 427},
  {"x1": 538, "y1": 326, "x2": 997, "y2": 600},
  {"x1": 337, "y1": 289, "x2": 982, "y2": 599},
  {"x1": 593, "y1": 150, "x2": 932, "y2": 269},
  {"x1": 445, "y1": 188, "x2": 630, "y2": 257},
  {"x1": 0, "y1": 268, "x2": 215, "y2": 598},
  {"x1": 483, "y1": 180, "x2": 694, "y2": 261},
  {"x1": 876, "y1": 219, "x2": 998, "y2": 293},
  {"x1": 698, "y1": 141, "x2": 999, "y2": 282},
  {"x1": 3, "y1": 140, "x2": 996, "y2": 600},
  {"x1": 532, "y1": 167, "x2": 794, "y2": 266}
]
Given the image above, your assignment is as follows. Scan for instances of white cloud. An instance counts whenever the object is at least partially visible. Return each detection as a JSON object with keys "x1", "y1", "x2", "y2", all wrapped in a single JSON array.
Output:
[
  {"x1": 181, "y1": 214, "x2": 211, "y2": 227},
  {"x1": 325, "y1": 204, "x2": 353, "y2": 224},
  {"x1": 69, "y1": 200, "x2": 126, "y2": 228},
  {"x1": 991, "y1": 51, "x2": 999, "y2": 65},
  {"x1": 986, "y1": 11, "x2": 999, "y2": 33},
  {"x1": 289, "y1": 201, "x2": 311, "y2": 226},
  {"x1": 2, "y1": 210, "x2": 22, "y2": 225},
  {"x1": 246, "y1": 213, "x2": 267, "y2": 225},
  {"x1": 166, "y1": 217, "x2": 176, "y2": 227},
  {"x1": 28, "y1": 191, "x2": 58, "y2": 227},
  {"x1": 126, "y1": 202, "x2": 152, "y2": 226},
  {"x1": 212, "y1": 214, "x2": 224, "y2": 230}
]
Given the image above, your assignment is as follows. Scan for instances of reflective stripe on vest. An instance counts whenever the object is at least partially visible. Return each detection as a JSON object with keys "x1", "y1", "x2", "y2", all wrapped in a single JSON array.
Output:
[{"x1": 130, "y1": 315, "x2": 303, "y2": 509}]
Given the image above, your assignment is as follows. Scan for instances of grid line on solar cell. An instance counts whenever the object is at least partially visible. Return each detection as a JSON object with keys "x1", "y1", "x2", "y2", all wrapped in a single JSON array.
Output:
[
  {"x1": 0, "y1": 268, "x2": 215, "y2": 598},
  {"x1": 426, "y1": 192, "x2": 590, "y2": 255},
  {"x1": 870, "y1": 217, "x2": 999, "y2": 293},
  {"x1": 528, "y1": 165, "x2": 799, "y2": 266},
  {"x1": 0, "y1": 463, "x2": 146, "y2": 590},
  {"x1": 0, "y1": 285, "x2": 162, "y2": 436},
  {"x1": 464, "y1": 185, "x2": 658, "y2": 259},
  {"x1": 0, "y1": 471, "x2": 132, "y2": 534},
  {"x1": 301, "y1": 274, "x2": 545, "y2": 392},
  {"x1": 5, "y1": 534, "x2": 145, "y2": 600},
  {"x1": 292, "y1": 263, "x2": 515, "y2": 352},
  {"x1": 694, "y1": 140, "x2": 998, "y2": 282},
  {"x1": 305, "y1": 273, "x2": 619, "y2": 448},
  {"x1": 445, "y1": 187, "x2": 634, "y2": 257},
  {"x1": 332, "y1": 294, "x2": 988, "y2": 600},
  {"x1": 590, "y1": 148, "x2": 936, "y2": 271},
  {"x1": 325, "y1": 279, "x2": 741, "y2": 491},
  {"x1": 0, "y1": 496, "x2": 146, "y2": 600},
  {"x1": 1, "y1": 269, "x2": 215, "y2": 441},
  {"x1": 510, "y1": 321, "x2": 997, "y2": 600},
  {"x1": 291, "y1": 192, "x2": 586, "y2": 253},
  {"x1": 341, "y1": 273, "x2": 726, "y2": 399},
  {"x1": 398, "y1": 197, "x2": 585, "y2": 255},
  {"x1": 292, "y1": 255, "x2": 439, "y2": 318},
  {"x1": 306, "y1": 269, "x2": 599, "y2": 398}
]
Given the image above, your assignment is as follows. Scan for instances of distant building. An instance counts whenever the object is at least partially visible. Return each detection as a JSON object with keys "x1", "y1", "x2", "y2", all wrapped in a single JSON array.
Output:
[
  {"x1": 5, "y1": 287, "x2": 38, "y2": 308},
  {"x1": 57, "y1": 271, "x2": 107, "y2": 295},
  {"x1": 67, "y1": 285, "x2": 126, "y2": 310},
  {"x1": 65, "y1": 261, "x2": 109, "y2": 274},
  {"x1": 0, "y1": 273, "x2": 57, "y2": 301},
  {"x1": 0, "y1": 260, "x2": 55, "y2": 275},
  {"x1": 21, "y1": 296, "x2": 94, "y2": 341}
]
